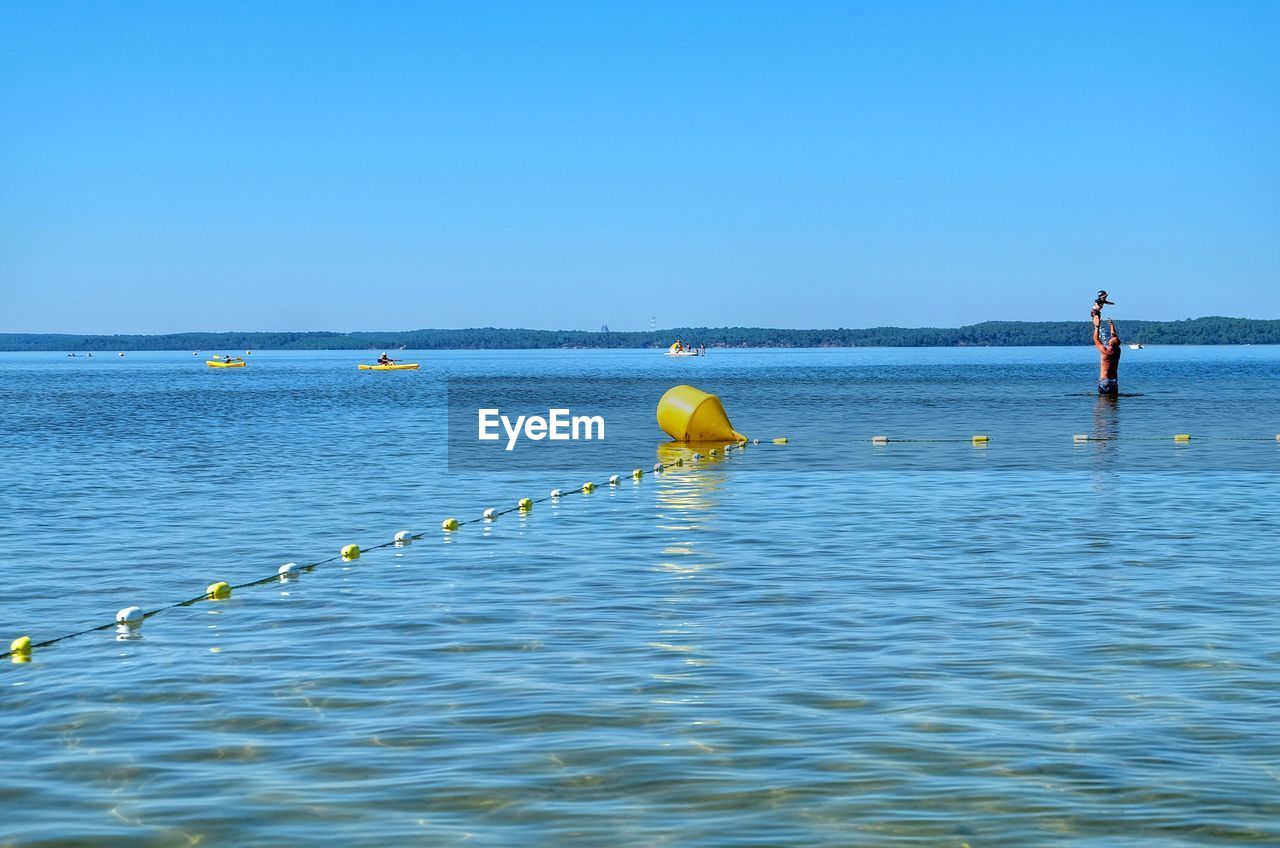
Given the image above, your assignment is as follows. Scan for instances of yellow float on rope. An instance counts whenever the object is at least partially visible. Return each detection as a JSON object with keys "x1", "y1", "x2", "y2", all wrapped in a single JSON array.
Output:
[
  {"x1": 9, "y1": 634, "x2": 31, "y2": 662},
  {"x1": 656, "y1": 385, "x2": 747, "y2": 442}
]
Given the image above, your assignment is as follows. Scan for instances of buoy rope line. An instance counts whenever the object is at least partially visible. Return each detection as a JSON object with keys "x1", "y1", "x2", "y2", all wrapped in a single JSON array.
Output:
[
  {"x1": 7, "y1": 430, "x2": 1274, "y2": 661},
  {"x1": 1070, "y1": 434, "x2": 1280, "y2": 443},
  {"x1": 872, "y1": 437, "x2": 987, "y2": 444},
  {"x1": 869, "y1": 434, "x2": 1280, "y2": 444},
  {"x1": 4, "y1": 437, "x2": 788, "y2": 662}
]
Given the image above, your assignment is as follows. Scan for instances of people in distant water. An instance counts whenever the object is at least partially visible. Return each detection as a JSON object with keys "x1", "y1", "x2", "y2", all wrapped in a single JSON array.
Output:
[
  {"x1": 377, "y1": 352, "x2": 393, "y2": 365},
  {"x1": 674, "y1": 340, "x2": 683, "y2": 352},
  {"x1": 699, "y1": 343, "x2": 705, "y2": 355},
  {"x1": 1093, "y1": 318, "x2": 1121, "y2": 395}
]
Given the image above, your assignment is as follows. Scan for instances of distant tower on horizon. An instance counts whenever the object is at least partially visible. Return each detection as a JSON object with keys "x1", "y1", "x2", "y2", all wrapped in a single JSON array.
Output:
[
  {"x1": 649, "y1": 316, "x2": 656, "y2": 332},
  {"x1": 600, "y1": 324, "x2": 609, "y2": 333}
]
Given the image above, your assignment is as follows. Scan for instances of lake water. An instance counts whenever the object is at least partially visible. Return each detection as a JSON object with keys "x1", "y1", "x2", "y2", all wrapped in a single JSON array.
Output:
[{"x1": 2, "y1": 347, "x2": 1278, "y2": 846}]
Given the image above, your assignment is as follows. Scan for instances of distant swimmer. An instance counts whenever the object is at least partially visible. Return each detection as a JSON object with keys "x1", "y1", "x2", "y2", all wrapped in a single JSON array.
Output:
[{"x1": 1094, "y1": 318, "x2": 1121, "y2": 395}]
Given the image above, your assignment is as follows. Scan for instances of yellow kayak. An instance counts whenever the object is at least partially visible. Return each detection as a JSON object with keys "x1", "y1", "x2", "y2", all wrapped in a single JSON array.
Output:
[
  {"x1": 358, "y1": 363, "x2": 420, "y2": 371},
  {"x1": 207, "y1": 359, "x2": 246, "y2": 368}
]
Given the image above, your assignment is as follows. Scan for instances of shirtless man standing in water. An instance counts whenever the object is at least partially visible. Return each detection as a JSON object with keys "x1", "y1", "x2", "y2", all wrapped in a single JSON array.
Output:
[{"x1": 1093, "y1": 317, "x2": 1121, "y2": 395}]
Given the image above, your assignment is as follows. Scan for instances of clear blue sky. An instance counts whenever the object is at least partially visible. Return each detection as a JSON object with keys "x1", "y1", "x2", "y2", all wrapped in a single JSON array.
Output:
[{"x1": 2, "y1": 1, "x2": 1276, "y2": 333}]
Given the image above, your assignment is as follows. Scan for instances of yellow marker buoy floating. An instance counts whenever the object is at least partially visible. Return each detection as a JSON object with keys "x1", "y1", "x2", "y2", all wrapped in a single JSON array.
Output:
[
  {"x1": 518, "y1": 498, "x2": 533, "y2": 512},
  {"x1": 632, "y1": 468, "x2": 644, "y2": 479},
  {"x1": 442, "y1": 518, "x2": 459, "y2": 531},
  {"x1": 582, "y1": 481, "x2": 595, "y2": 493},
  {"x1": 772, "y1": 437, "x2": 788, "y2": 444},
  {"x1": 341, "y1": 544, "x2": 361, "y2": 560},
  {"x1": 11, "y1": 635, "x2": 31, "y2": 653},
  {"x1": 972, "y1": 435, "x2": 989, "y2": 445},
  {"x1": 207, "y1": 582, "x2": 231, "y2": 600},
  {"x1": 1174, "y1": 434, "x2": 1191, "y2": 442},
  {"x1": 656, "y1": 385, "x2": 747, "y2": 442}
]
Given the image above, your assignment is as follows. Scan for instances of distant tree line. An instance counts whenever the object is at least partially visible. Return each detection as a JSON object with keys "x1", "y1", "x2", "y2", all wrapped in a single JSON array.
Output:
[{"x1": 3, "y1": 317, "x2": 1278, "y2": 351}]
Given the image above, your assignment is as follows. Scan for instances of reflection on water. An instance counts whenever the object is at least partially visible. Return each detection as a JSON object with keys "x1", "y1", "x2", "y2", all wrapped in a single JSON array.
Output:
[
  {"x1": 1093, "y1": 391, "x2": 1120, "y2": 437},
  {"x1": 1090, "y1": 392, "x2": 1121, "y2": 478},
  {"x1": 114, "y1": 624, "x2": 143, "y2": 642},
  {"x1": 655, "y1": 444, "x2": 731, "y2": 510},
  {"x1": 647, "y1": 443, "x2": 736, "y2": 711}
]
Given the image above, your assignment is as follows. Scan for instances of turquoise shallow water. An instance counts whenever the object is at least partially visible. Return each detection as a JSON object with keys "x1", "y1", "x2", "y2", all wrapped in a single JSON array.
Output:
[{"x1": 1, "y1": 347, "x2": 1278, "y2": 846}]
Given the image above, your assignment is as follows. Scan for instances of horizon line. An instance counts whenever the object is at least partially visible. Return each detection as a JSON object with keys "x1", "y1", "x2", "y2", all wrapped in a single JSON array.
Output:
[{"x1": 2, "y1": 315, "x2": 1274, "y2": 338}]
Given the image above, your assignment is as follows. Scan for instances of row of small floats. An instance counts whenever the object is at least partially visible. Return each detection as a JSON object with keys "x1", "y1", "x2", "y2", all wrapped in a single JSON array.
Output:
[{"x1": 5, "y1": 384, "x2": 766, "y2": 662}]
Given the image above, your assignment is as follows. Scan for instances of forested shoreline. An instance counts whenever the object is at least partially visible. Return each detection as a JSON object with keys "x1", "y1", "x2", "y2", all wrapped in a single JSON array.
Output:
[{"x1": 3, "y1": 317, "x2": 1277, "y2": 351}]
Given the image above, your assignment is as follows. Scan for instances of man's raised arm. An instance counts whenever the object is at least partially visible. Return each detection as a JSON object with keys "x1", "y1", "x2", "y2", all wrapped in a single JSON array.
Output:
[{"x1": 1093, "y1": 325, "x2": 1107, "y2": 353}]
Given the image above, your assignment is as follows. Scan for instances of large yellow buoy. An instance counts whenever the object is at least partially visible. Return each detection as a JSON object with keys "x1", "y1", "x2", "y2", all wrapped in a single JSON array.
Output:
[{"x1": 656, "y1": 385, "x2": 746, "y2": 442}]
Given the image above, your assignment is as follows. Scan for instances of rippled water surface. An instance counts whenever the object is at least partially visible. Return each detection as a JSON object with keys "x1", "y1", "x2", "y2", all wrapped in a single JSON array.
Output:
[{"x1": 2, "y1": 347, "x2": 1278, "y2": 846}]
